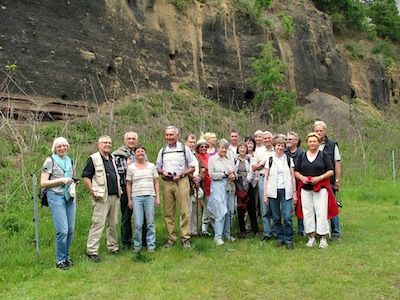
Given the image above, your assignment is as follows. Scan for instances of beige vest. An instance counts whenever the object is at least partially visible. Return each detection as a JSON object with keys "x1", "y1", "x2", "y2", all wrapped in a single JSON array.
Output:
[{"x1": 90, "y1": 152, "x2": 121, "y2": 202}]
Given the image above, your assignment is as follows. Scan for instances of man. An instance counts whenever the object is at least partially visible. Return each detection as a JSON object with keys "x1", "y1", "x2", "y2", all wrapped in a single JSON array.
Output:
[
  {"x1": 252, "y1": 130, "x2": 275, "y2": 240},
  {"x1": 185, "y1": 133, "x2": 201, "y2": 235},
  {"x1": 228, "y1": 130, "x2": 240, "y2": 161},
  {"x1": 313, "y1": 121, "x2": 341, "y2": 241},
  {"x1": 113, "y1": 131, "x2": 146, "y2": 250},
  {"x1": 284, "y1": 131, "x2": 305, "y2": 236},
  {"x1": 82, "y1": 135, "x2": 121, "y2": 262},
  {"x1": 156, "y1": 126, "x2": 196, "y2": 248}
]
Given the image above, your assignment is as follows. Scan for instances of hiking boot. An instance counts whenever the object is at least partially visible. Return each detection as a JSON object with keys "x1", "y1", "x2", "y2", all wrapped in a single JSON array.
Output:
[
  {"x1": 319, "y1": 238, "x2": 328, "y2": 249},
  {"x1": 285, "y1": 243, "x2": 294, "y2": 249},
  {"x1": 214, "y1": 238, "x2": 224, "y2": 246},
  {"x1": 305, "y1": 237, "x2": 316, "y2": 248},
  {"x1": 201, "y1": 230, "x2": 212, "y2": 237},
  {"x1": 56, "y1": 261, "x2": 69, "y2": 270},
  {"x1": 182, "y1": 240, "x2": 191, "y2": 249},
  {"x1": 162, "y1": 241, "x2": 175, "y2": 249},
  {"x1": 87, "y1": 254, "x2": 101, "y2": 263},
  {"x1": 66, "y1": 258, "x2": 74, "y2": 267}
]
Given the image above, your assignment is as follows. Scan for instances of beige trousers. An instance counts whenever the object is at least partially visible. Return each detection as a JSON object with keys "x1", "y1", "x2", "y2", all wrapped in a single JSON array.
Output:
[
  {"x1": 163, "y1": 177, "x2": 190, "y2": 243},
  {"x1": 87, "y1": 194, "x2": 120, "y2": 255}
]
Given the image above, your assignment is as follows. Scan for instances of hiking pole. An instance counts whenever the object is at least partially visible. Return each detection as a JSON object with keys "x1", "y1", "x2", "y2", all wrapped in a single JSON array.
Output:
[
  {"x1": 32, "y1": 173, "x2": 40, "y2": 258},
  {"x1": 195, "y1": 188, "x2": 199, "y2": 237}
]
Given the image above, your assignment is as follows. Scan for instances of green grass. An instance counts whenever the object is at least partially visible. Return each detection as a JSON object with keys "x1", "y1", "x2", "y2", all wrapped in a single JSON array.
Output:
[
  {"x1": 0, "y1": 190, "x2": 399, "y2": 299},
  {"x1": 1, "y1": 90, "x2": 400, "y2": 298}
]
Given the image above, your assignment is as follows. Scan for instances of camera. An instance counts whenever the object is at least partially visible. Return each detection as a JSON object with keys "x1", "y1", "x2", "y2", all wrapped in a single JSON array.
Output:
[
  {"x1": 73, "y1": 178, "x2": 80, "y2": 183},
  {"x1": 167, "y1": 172, "x2": 176, "y2": 178}
]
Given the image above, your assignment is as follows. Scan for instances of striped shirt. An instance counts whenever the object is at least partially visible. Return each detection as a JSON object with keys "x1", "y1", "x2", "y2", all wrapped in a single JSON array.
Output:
[{"x1": 126, "y1": 162, "x2": 158, "y2": 197}]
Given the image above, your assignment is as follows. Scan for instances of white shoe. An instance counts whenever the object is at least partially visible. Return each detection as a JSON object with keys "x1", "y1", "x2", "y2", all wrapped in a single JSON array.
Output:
[
  {"x1": 305, "y1": 237, "x2": 316, "y2": 247},
  {"x1": 319, "y1": 238, "x2": 328, "y2": 249},
  {"x1": 214, "y1": 238, "x2": 224, "y2": 246},
  {"x1": 225, "y1": 236, "x2": 236, "y2": 242}
]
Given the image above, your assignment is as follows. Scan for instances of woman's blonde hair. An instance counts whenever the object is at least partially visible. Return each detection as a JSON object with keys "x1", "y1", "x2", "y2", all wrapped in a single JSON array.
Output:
[{"x1": 305, "y1": 132, "x2": 321, "y2": 143}]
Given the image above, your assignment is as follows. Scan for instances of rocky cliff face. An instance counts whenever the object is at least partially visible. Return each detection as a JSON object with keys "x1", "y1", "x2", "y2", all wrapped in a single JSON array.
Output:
[{"x1": 0, "y1": 0, "x2": 395, "y2": 111}]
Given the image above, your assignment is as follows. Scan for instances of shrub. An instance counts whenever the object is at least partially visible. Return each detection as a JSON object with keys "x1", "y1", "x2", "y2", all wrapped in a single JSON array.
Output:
[
  {"x1": 278, "y1": 12, "x2": 295, "y2": 38},
  {"x1": 369, "y1": 0, "x2": 400, "y2": 41}
]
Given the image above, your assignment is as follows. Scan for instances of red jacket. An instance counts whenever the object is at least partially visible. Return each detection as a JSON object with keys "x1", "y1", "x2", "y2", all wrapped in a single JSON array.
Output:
[{"x1": 296, "y1": 177, "x2": 339, "y2": 219}]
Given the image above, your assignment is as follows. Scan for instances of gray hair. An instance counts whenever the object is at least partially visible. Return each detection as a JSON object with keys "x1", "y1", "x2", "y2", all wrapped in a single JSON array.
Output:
[
  {"x1": 263, "y1": 131, "x2": 273, "y2": 138},
  {"x1": 51, "y1": 137, "x2": 70, "y2": 153},
  {"x1": 287, "y1": 131, "x2": 299, "y2": 139},
  {"x1": 217, "y1": 138, "x2": 229, "y2": 148},
  {"x1": 98, "y1": 135, "x2": 112, "y2": 143},
  {"x1": 124, "y1": 131, "x2": 138, "y2": 140},
  {"x1": 165, "y1": 126, "x2": 179, "y2": 134},
  {"x1": 313, "y1": 120, "x2": 327, "y2": 130},
  {"x1": 254, "y1": 130, "x2": 263, "y2": 137}
]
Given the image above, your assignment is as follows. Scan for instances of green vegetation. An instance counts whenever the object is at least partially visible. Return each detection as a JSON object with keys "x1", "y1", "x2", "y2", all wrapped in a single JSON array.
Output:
[
  {"x1": 313, "y1": 0, "x2": 400, "y2": 42},
  {"x1": 249, "y1": 42, "x2": 296, "y2": 123},
  {"x1": 278, "y1": 11, "x2": 295, "y2": 38},
  {"x1": 0, "y1": 90, "x2": 399, "y2": 298}
]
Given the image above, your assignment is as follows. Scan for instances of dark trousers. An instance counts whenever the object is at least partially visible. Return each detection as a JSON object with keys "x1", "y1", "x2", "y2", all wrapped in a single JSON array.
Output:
[
  {"x1": 120, "y1": 186, "x2": 147, "y2": 248},
  {"x1": 238, "y1": 184, "x2": 259, "y2": 234}
]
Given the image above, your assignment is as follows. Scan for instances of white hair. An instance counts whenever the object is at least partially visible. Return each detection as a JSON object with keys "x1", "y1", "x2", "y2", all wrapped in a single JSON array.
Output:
[
  {"x1": 313, "y1": 120, "x2": 327, "y2": 130},
  {"x1": 263, "y1": 131, "x2": 273, "y2": 138},
  {"x1": 165, "y1": 126, "x2": 179, "y2": 134},
  {"x1": 124, "y1": 131, "x2": 138, "y2": 140},
  {"x1": 51, "y1": 137, "x2": 70, "y2": 153},
  {"x1": 98, "y1": 135, "x2": 112, "y2": 143},
  {"x1": 254, "y1": 130, "x2": 263, "y2": 137}
]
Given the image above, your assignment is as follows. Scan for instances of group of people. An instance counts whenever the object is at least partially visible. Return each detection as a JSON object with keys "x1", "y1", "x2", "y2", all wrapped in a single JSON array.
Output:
[{"x1": 40, "y1": 121, "x2": 341, "y2": 270}]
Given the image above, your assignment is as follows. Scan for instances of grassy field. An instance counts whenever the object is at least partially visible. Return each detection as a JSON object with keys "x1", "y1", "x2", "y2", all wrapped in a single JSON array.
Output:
[{"x1": 0, "y1": 91, "x2": 400, "y2": 299}]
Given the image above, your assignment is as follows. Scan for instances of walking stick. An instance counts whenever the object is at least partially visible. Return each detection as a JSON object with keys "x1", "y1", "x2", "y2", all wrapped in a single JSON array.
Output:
[
  {"x1": 32, "y1": 173, "x2": 40, "y2": 258},
  {"x1": 195, "y1": 187, "x2": 199, "y2": 237}
]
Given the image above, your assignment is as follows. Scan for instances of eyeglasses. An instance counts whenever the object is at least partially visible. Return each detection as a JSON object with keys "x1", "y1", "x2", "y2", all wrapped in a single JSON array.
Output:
[{"x1": 199, "y1": 145, "x2": 208, "y2": 148}]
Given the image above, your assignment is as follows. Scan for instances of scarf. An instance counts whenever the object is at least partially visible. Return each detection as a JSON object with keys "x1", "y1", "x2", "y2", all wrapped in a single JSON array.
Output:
[{"x1": 52, "y1": 154, "x2": 73, "y2": 200}]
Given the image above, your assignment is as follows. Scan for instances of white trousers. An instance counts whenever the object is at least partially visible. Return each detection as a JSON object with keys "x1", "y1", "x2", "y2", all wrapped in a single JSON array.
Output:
[{"x1": 301, "y1": 188, "x2": 330, "y2": 236}]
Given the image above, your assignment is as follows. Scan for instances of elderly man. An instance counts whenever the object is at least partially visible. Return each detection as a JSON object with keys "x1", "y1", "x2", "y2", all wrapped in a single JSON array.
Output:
[
  {"x1": 252, "y1": 130, "x2": 275, "y2": 240},
  {"x1": 82, "y1": 135, "x2": 121, "y2": 262},
  {"x1": 156, "y1": 126, "x2": 196, "y2": 248},
  {"x1": 285, "y1": 131, "x2": 305, "y2": 236},
  {"x1": 313, "y1": 121, "x2": 342, "y2": 241},
  {"x1": 113, "y1": 131, "x2": 146, "y2": 250},
  {"x1": 185, "y1": 133, "x2": 202, "y2": 235}
]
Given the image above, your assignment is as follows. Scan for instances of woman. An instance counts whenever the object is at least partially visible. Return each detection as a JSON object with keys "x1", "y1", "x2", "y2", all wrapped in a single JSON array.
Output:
[
  {"x1": 40, "y1": 137, "x2": 76, "y2": 270},
  {"x1": 204, "y1": 132, "x2": 218, "y2": 157},
  {"x1": 196, "y1": 139, "x2": 213, "y2": 236},
  {"x1": 264, "y1": 136, "x2": 296, "y2": 249},
  {"x1": 235, "y1": 142, "x2": 259, "y2": 238},
  {"x1": 245, "y1": 136, "x2": 256, "y2": 158},
  {"x1": 208, "y1": 139, "x2": 236, "y2": 245},
  {"x1": 126, "y1": 145, "x2": 160, "y2": 253},
  {"x1": 294, "y1": 132, "x2": 337, "y2": 249}
]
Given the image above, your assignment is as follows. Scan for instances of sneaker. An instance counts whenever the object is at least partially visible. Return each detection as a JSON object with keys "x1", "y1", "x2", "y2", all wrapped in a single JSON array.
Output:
[
  {"x1": 87, "y1": 254, "x2": 101, "y2": 263},
  {"x1": 147, "y1": 248, "x2": 155, "y2": 253},
  {"x1": 331, "y1": 235, "x2": 340, "y2": 242},
  {"x1": 182, "y1": 240, "x2": 191, "y2": 249},
  {"x1": 162, "y1": 241, "x2": 175, "y2": 249},
  {"x1": 214, "y1": 238, "x2": 224, "y2": 246},
  {"x1": 305, "y1": 237, "x2": 316, "y2": 248},
  {"x1": 262, "y1": 235, "x2": 272, "y2": 241},
  {"x1": 110, "y1": 249, "x2": 120, "y2": 255},
  {"x1": 225, "y1": 236, "x2": 236, "y2": 242},
  {"x1": 285, "y1": 243, "x2": 294, "y2": 249},
  {"x1": 66, "y1": 258, "x2": 74, "y2": 267},
  {"x1": 56, "y1": 261, "x2": 69, "y2": 270},
  {"x1": 133, "y1": 248, "x2": 141, "y2": 253},
  {"x1": 201, "y1": 230, "x2": 211, "y2": 237},
  {"x1": 319, "y1": 238, "x2": 328, "y2": 249}
]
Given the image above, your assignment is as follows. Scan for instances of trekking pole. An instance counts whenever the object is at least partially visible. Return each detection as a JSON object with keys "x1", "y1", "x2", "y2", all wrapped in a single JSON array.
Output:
[
  {"x1": 195, "y1": 189, "x2": 199, "y2": 237},
  {"x1": 32, "y1": 173, "x2": 40, "y2": 258}
]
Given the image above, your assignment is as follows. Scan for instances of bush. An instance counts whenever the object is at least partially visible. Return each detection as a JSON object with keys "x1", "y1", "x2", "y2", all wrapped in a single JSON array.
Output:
[
  {"x1": 278, "y1": 12, "x2": 295, "y2": 38},
  {"x1": 369, "y1": 0, "x2": 400, "y2": 41}
]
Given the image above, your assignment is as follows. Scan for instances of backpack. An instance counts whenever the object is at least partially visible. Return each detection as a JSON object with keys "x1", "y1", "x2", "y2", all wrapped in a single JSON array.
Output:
[
  {"x1": 268, "y1": 155, "x2": 291, "y2": 169},
  {"x1": 161, "y1": 143, "x2": 188, "y2": 168},
  {"x1": 39, "y1": 157, "x2": 74, "y2": 207},
  {"x1": 39, "y1": 156, "x2": 54, "y2": 207}
]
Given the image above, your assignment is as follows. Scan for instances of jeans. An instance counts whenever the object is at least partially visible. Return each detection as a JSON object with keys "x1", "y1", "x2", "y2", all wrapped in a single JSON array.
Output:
[
  {"x1": 330, "y1": 186, "x2": 340, "y2": 237},
  {"x1": 47, "y1": 190, "x2": 76, "y2": 264},
  {"x1": 258, "y1": 176, "x2": 272, "y2": 237},
  {"x1": 269, "y1": 189, "x2": 293, "y2": 244},
  {"x1": 133, "y1": 195, "x2": 156, "y2": 250}
]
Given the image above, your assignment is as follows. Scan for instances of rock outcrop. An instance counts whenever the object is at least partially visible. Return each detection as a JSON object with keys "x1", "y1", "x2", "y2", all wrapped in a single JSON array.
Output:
[{"x1": 0, "y1": 0, "x2": 396, "y2": 110}]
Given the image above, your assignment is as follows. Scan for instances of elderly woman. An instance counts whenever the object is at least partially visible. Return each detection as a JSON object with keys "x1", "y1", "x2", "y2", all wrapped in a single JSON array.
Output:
[
  {"x1": 196, "y1": 139, "x2": 213, "y2": 236},
  {"x1": 235, "y1": 142, "x2": 259, "y2": 238},
  {"x1": 264, "y1": 136, "x2": 296, "y2": 249},
  {"x1": 204, "y1": 132, "x2": 218, "y2": 157},
  {"x1": 208, "y1": 139, "x2": 236, "y2": 245},
  {"x1": 40, "y1": 137, "x2": 76, "y2": 270},
  {"x1": 294, "y1": 132, "x2": 338, "y2": 249},
  {"x1": 126, "y1": 145, "x2": 160, "y2": 253}
]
